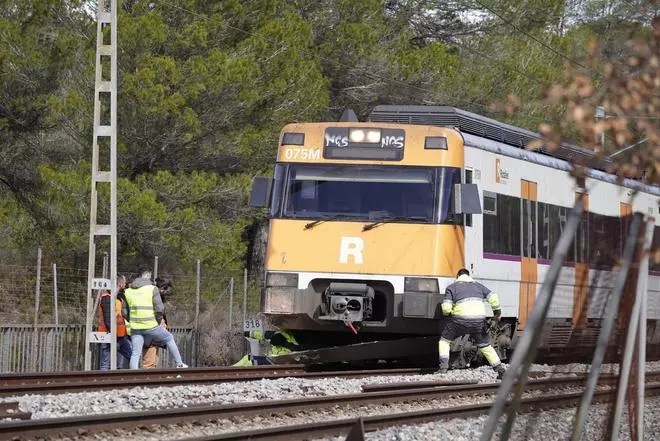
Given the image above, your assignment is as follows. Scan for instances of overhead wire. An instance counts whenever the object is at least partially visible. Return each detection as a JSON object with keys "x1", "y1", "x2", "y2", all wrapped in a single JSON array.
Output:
[
  {"x1": 471, "y1": 0, "x2": 594, "y2": 75},
  {"x1": 156, "y1": 0, "x2": 545, "y2": 121},
  {"x1": 451, "y1": 40, "x2": 551, "y2": 89}
]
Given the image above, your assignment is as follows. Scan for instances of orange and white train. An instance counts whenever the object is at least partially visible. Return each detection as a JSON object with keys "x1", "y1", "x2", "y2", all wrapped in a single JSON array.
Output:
[{"x1": 249, "y1": 106, "x2": 660, "y2": 361}]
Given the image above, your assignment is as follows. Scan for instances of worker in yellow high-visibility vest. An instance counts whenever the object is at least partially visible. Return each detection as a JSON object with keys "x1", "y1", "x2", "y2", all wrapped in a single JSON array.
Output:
[
  {"x1": 439, "y1": 268, "x2": 506, "y2": 379},
  {"x1": 123, "y1": 269, "x2": 188, "y2": 369}
]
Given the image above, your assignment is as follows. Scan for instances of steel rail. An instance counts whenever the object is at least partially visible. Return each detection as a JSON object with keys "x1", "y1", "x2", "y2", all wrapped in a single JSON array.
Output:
[
  {"x1": 0, "y1": 366, "x2": 437, "y2": 397},
  {"x1": 361, "y1": 379, "x2": 479, "y2": 392},
  {"x1": 0, "y1": 376, "x2": 631, "y2": 439},
  {"x1": 184, "y1": 384, "x2": 660, "y2": 441},
  {"x1": 362, "y1": 371, "x2": 660, "y2": 393},
  {"x1": 0, "y1": 365, "x2": 306, "y2": 385}
]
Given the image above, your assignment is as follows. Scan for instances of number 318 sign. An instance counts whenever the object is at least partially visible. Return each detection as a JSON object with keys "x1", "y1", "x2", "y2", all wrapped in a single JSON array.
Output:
[{"x1": 244, "y1": 318, "x2": 263, "y2": 333}]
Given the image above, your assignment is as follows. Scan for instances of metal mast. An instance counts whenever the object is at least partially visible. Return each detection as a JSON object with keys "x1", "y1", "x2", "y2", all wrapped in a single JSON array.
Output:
[{"x1": 84, "y1": 0, "x2": 118, "y2": 371}]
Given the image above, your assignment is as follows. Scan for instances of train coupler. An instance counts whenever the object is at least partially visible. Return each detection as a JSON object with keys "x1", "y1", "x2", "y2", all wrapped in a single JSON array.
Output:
[{"x1": 318, "y1": 282, "x2": 374, "y2": 324}]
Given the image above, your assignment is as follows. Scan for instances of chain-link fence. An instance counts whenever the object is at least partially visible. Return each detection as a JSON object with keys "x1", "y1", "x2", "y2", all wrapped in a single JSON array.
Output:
[{"x1": 0, "y1": 261, "x2": 264, "y2": 372}]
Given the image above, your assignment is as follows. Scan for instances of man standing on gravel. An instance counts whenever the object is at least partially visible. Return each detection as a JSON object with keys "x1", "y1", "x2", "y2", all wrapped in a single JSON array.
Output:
[
  {"x1": 123, "y1": 268, "x2": 187, "y2": 369},
  {"x1": 141, "y1": 277, "x2": 174, "y2": 368},
  {"x1": 97, "y1": 275, "x2": 132, "y2": 370},
  {"x1": 438, "y1": 268, "x2": 506, "y2": 379}
]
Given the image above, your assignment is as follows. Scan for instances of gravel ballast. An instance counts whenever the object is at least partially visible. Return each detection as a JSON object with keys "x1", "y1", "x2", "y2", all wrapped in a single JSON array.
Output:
[
  {"x1": 328, "y1": 396, "x2": 660, "y2": 441},
  {"x1": 2, "y1": 361, "x2": 660, "y2": 420},
  {"x1": 1, "y1": 366, "x2": 502, "y2": 419},
  {"x1": 23, "y1": 385, "x2": 596, "y2": 441},
  {"x1": 3, "y1": 361, "x2": 660, "y2": 441}
]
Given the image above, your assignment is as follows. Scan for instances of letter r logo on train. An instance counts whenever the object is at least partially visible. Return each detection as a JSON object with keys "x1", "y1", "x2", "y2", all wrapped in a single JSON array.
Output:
[{"x1": 339, "y1": 237, "x2": 364, "y2": 264}]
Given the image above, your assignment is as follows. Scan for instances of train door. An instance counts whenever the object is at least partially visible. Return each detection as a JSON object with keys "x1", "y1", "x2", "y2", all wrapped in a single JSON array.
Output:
[
  {"x1": 616, "y1": 202, "x2": 633, "y2": 331},
  {"x1": 573, "y1": 192, "x2": 590, "y2": 328},
  {"x1": 519, "y1": 180, "x2": 538, "y2": 329}
]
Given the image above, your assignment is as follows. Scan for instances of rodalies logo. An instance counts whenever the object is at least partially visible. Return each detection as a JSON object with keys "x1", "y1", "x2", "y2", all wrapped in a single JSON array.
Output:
[{"x1": 496, "y1": 158, "x2": 509, "y2": 184}]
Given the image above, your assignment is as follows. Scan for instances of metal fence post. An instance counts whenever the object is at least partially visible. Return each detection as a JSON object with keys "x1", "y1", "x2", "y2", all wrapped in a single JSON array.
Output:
[
  {"x1": 636, "y1": 217, "x2": 653, "y2": 441},
  {"x1": 34, "y1": 248, "x2": 42, "y2": 328},
  {"x1": 53, "y1": 263, "x2": 59, "y2": 326},
  {"x1": 195, "y1": 259, "x2": 201, "y2": 365},
  {"x1": 154, "y1": 255, "x2": 159, "y2": 279},
  {"x1": 229, "y1": 277, "x2": 234, "y2": 332},
  {"x1": 610, "y1": 215, "x2": 655, "y2": 441},
  {"x1": 480, "y1": 200, "x2": 584, "y2": 441},
  {"x1": 242, "y1": 269, "x2": 248, "y2": 326},
  {"x1": 570, "y1": 213, "x2": 643, "y2": 441},
  {"x1": 195, "y1": 260, "x2": 201, "y2": 332},
  {"x1": 31, "y1": 248, "x2": 43, "y2": 372}
]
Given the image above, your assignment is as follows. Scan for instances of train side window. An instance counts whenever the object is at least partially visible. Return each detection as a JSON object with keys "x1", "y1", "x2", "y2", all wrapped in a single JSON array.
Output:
[
  {"x1": 551, "y1": 205, "x2": 568, "y2": 260},
  {"x1": 588, "y1": 213, "x2": 609, "y2": 268},
  {"x1": 522, "y1": 198, "x2": 537, "y2": 259},
  {"x1": 465, "y1": 169, "x2": 473, "y2": 227},
  {"x1": 270, "y1": 164, "x2": 286, "y2": 217},
  {"x1": 600, "y1": 215, "x2": 620, "y2": 268},
  {"x1": 500, "y1": 194, "x2": 521, "y2": 256},
  {"x1": 620, "y1": 213, "x2": 632, "y2": 257},
  {"x1": 483, "y1": 192, "x2": 496, "y2": 215},
  {"x1": 483, "y1": 192, "x2": 521, "y2": 256},
  {"x1": 651, "y1": 226, "x2": 660, "y2": 273},
  {"x1": 539, "y1": 202, "x2": 551, "y2": 260},
  {"x1": 574, "y1": 213, "x2": 589, "y2": 264},
  {"x1": 483, "y1": 192, "x2": 498, "y2": 254}
]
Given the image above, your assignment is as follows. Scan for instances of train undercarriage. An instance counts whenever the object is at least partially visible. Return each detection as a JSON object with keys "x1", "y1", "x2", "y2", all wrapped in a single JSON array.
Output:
[{"x1": 259, "y1": 268, "x2": 660, "y2": 368}]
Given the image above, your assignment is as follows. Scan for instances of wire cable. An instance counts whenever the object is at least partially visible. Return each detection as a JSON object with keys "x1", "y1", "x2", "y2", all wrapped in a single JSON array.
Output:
[
  {"x1": 471, "y1": 0, "x2": 593, "y2": 75},
  {"x1": 156, "y1": 0, "x2": 537, "y2": 119}
]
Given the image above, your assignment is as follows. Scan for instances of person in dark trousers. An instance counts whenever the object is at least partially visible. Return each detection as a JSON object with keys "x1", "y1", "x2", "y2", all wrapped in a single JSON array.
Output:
[
  {"x1": 98, "y1": 275, "x2": 132, "y2": 370},
  {"x1": 439, "y1": 268, "x2": 506, "y2": 379},
  {"x1": 141, "y1": 277, "x2": 172, "y2": 368},
  {"x1": 123, "y1": 269, "x2": 187, "y2": 369}
]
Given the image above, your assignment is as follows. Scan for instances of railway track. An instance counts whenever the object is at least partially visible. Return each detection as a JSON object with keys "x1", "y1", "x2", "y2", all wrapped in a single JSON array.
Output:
[
  {"x1": 0, "y1": 365, "x2": 437, "y2": 397},
  {"x1": 185, "y1": 385, "x2": 660, "y2": 441},
  {"x1": 2, "y1": 374, "x2": 652, "y2": 440}
]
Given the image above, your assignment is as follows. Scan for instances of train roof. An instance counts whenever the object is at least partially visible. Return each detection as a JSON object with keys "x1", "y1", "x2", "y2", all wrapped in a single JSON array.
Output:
[{"x1": 368, "y1": 105, "x2": 610, "y2": 169}]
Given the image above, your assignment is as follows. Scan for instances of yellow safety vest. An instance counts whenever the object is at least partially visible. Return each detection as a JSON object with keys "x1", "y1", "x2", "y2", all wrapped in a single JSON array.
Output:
[
  {"x1": 442, "y1": 277, "x2": 501, "y2": 320},
  {"x1": 123, "y1": 285, "x2": 158, "y2": 330}
]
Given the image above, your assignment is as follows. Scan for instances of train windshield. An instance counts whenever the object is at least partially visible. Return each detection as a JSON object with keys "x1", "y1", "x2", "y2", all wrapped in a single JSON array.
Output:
[{"x1": 272, "y1": 164, "x2": 461, "y2": 224}]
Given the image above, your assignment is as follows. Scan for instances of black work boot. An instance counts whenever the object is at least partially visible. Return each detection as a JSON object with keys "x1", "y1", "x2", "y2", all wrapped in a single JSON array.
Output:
[
  {"x1": 494, "y1": 364, "x2": 506, "y2": 380},
  {"x1": 437, "y1": 360, "x2": 449, "y2": 374}
]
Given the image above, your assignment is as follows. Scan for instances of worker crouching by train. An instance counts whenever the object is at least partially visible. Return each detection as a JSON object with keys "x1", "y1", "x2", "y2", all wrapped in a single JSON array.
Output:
[{"x1": 439, "y1": 268, "x2": 506, "y2": 379}]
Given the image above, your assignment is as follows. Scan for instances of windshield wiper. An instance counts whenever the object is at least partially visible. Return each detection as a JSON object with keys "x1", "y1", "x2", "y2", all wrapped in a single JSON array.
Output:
[
  {"x1": 362, "y1": 216, "x2": 428, "y2": 232},
  {"x1": 304, "y1": 213, "x2": 355, "y2": 230}
]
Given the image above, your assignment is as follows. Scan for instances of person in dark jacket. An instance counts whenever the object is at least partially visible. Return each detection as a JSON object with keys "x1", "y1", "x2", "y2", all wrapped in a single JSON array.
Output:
[
  {"x1": 439, "y1": 268, "x2": 506, "y2": 379},
  {"x1": 98, "y1": 275, "x2": 132, "y2": 370}
]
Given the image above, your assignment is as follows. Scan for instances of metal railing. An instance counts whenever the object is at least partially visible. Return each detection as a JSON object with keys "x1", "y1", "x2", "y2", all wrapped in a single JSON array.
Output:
[{"x1": 0, "y1": 325, "x2": 196, "y2": 373}]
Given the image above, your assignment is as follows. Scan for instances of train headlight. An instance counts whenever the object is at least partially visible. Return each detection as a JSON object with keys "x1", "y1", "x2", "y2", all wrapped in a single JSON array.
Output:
[
  {"x1": 266, "y1": 272, "x2": 298, "y2": 288},
  {"x1": 366, "y1": 130, "x2": 381, "y2": 143},
  {"x1": 424, "y1": 136, "x2": 448, "y2": 150},
  {"x1": 265, "y1": 288, "x2": 295, "y2": 314},
  {"x1": 349, "y1": 129, "x2": 365, "y2": 142},
  {"x1": 281, "y1": 132, "x2": 305, "y2": 145},
  {"x1": 404, "y1": 277, "x2": 439, "y2": 293}
]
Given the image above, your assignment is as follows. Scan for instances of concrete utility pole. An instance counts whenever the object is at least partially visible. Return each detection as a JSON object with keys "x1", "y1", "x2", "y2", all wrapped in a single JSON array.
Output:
[{"x1": 84, "y1": 0, "x2": 118, "y2": 371}]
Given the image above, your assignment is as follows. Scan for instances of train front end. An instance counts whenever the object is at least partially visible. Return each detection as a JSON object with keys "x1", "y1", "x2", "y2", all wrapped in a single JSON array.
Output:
[{"x1": 249, "y1": 120, "x2": 481, "y2": 344}]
